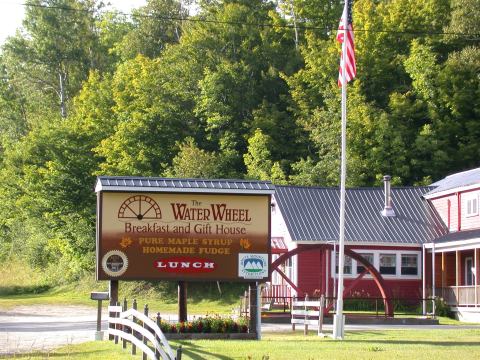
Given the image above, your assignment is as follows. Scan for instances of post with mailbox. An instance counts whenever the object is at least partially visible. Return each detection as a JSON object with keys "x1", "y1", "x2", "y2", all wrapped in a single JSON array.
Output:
[{"x1": 91, "y1": 291, "x2": 109, "y2": 340}]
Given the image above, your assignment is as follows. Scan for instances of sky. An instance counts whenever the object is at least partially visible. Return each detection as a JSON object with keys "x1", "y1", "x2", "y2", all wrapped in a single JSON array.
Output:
[{"x1": 0, "y1": 0, "x2": 147, "y2": 45}]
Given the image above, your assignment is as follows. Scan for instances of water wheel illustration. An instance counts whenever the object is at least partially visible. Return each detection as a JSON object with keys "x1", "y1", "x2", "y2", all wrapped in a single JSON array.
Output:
[{"x1": 118, "y1": 195, "x2": 162, "y2": 220}]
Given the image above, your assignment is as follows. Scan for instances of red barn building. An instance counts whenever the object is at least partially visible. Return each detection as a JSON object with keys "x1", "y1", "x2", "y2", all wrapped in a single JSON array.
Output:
[
  {"x1": 268, "y1": 177, "x2": 446, "y2": 315},
  {"x1": 268, "y1": 169, "x2": 480, "y2": 321}
]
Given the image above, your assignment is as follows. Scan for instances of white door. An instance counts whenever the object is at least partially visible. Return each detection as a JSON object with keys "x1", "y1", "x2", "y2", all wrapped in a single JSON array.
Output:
[{"x1": 465, "y1": 257, "x2": 474, "y2": 286}]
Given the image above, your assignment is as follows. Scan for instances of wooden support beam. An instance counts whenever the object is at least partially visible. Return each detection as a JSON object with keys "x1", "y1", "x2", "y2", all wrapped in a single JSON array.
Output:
[
  {"x1": 456, "y1": 251, "x2": 460, "y2": 287},
  {"x1": 248, "y1": 283, "x2": 258, "y2": 335},
  {"x1": 475, "y1": 248, "x2": 479, "y2": 307},
  {"x1": 109, "y1": 280, "x2": 119, "y2": 341},
  {"x1": 178, "y1": 281, "x2": 188, "y2": 323},
  {"x1": 441, "y1": 252, "x2": 446, "y2": 287}
]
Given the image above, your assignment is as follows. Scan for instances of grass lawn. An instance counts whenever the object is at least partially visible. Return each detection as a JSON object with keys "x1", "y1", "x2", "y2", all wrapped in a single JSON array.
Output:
[
  {"x1": 0, "y1": 290, "x2": 235, "y2": 315},
  {"x1": 0, "y1": 285, "x2": 238, "y2": 315},
  {"x1": 0, "y1": 261, "x2": 241, "y2": 314},
  {"x1": 7, "y1": 329, "x2": 480, "y2": 360}
]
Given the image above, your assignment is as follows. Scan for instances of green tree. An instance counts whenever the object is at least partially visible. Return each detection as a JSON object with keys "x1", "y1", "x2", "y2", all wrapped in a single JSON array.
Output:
[
  {"x1": 115, "y1": 0, "x2": 188, "y2": 60},
  {"x1": 0, "y1": 118, "x2": 98, "y2": 278},
  {"x1": 2, "y1": 0, "x2": 104, "y2": 118},
  {"x1": 244, "y1": 129, "x2": 286, "y2": 183},
  {"x1": 164, "y1": 137, "x2": 223, "y2": 178},
  {"x1": 95, "y1": 55, "x2": 195, "y2": 175}
]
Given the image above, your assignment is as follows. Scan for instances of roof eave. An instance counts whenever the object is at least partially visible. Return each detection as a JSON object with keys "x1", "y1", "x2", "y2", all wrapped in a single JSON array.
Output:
[
  {"x1": 293, "y1": 240, "x2": 423, "y2": 247},
  {"x1": 95, "y1": 176, "x2": 275, "y2": 195},
  {"x1": 424, "y1": 183, "x2": 480, "y2": 199}
]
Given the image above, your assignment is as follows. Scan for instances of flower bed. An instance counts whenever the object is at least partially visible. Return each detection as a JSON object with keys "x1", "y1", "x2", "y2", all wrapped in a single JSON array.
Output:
[
  {"x1": 159, "y1": 315, "x2": 249, "y2": 334},
  {"x1": 164, "y1": 332, "x2": 257, "y2": 340}
]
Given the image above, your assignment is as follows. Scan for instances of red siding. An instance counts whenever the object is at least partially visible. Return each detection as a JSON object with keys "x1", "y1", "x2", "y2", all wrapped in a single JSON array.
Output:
[
  {"x1": 297, "y1": 247, "x2": 323, "y2": 295},
  {"x1": 343, "y1": 278, "x2": 422, "y2": 299},
  {"x1": 444, "y1": 252, "x2": 456, "y2": 286},
  {"x1": 430, "y1": 188, "x2": 480, "y2": 232},
  {"x1": 431, "y1": 194, "x2": 457, "y2": 232},
  {"x1": 461, "y1": 190, "x2": 480, "y2": 230}
]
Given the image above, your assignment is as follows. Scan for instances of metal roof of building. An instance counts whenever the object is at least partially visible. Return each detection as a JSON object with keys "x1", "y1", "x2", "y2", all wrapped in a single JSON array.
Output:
[
  {"x1": 274, "y1": 185, "x2": 447, "y2": 244},
  {"x1": 426, "y1": 167, "x2": 480, "y2": 196},
  {"x1": 433, "y1": 228, "x2": 480, "y2": 244},
  {"x1": 95, "y1": 176, "x2": 275, "y2": 194}
]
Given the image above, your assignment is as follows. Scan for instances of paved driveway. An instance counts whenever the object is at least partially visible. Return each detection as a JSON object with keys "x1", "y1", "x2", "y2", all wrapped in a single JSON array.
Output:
[{"x1": 0, "y1": 305, "x2": 106, "y2": 355}]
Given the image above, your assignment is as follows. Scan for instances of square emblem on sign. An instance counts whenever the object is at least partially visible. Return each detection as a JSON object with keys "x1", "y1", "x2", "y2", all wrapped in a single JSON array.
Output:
[{"x1": 238, "y1": 253, "x2": 268, "y2": 279}]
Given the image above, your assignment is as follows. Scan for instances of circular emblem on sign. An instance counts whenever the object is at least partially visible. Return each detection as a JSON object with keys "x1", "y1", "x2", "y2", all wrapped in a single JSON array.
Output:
[
  {"x1": 118, "y1": 195, "x2": 162, "y2": 221},
  {"x1": 102, "y1": 250, "x2": 129, "y2": 277}
]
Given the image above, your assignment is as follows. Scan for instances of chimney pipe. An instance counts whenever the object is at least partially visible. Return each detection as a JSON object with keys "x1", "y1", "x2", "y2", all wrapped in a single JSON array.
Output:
[{"x1": 381, "y1": 175, "x2": 395, "y2": 217}]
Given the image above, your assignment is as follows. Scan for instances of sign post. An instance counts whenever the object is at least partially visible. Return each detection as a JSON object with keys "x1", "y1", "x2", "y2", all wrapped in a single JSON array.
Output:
[{"x1": 178, "y1": 281, "x2": 188, "y2": 322}]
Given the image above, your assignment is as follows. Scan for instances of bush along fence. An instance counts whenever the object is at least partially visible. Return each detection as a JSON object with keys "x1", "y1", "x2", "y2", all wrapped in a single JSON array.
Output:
[{"x1": 108, "y1": 299, "x2": 181, "y2": 360}]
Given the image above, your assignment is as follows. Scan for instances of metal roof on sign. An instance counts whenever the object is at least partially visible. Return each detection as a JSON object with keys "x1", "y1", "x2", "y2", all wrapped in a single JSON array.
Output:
[
  {"x1": 95, "y1": 176, "x2": 275, "y2": 195},
  {"x1": 274, "y1": 185, "x2": 447, "y2": 245}
]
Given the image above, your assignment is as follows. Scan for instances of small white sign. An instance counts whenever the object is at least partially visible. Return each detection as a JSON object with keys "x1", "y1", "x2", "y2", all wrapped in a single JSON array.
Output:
[{"x1": 238, "y1": 253, "x2": 268, "y2": 279}]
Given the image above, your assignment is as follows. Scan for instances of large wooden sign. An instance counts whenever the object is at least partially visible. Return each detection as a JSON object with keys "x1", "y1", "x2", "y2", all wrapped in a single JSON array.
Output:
[{"x1": 97, "y1": 192, "x2": 271, "y2": 282}]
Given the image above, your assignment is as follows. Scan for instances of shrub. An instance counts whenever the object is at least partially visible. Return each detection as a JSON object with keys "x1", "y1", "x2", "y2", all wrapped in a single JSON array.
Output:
[
  {"x1": 434, "y1": 297, "x2": 454, "y2": 318},
  {"x1": 157, "y1": 315, "x2": 248, "y2": 333}
]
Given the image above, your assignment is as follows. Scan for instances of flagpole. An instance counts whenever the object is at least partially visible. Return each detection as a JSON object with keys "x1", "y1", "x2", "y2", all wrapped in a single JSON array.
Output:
[{"x1": 333, "y1": 0, "x2": 349, "y2": 340}]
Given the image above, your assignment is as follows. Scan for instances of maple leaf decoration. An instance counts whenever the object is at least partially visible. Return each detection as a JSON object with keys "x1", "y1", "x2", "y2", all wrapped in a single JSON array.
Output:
[
  {"x1": 120, "y1": 237, "x2": 133, "y2": 248},
  {"x1": 240, "y1": 238, "x2": 252, "y2": 250}
]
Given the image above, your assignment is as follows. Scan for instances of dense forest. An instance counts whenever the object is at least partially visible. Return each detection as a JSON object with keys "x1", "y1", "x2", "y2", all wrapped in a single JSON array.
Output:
[{"x1": 0, "y1": 0, "x2": 478, "y2": 283}]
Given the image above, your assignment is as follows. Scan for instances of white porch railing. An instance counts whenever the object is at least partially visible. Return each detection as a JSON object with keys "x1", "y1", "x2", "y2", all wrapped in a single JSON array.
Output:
[
  {"x1": 438, "y1": 286, "x2": 479, "y2": 307},
  {"x1": 262, "y1": 284, "x2": 292, "y2": 302}
]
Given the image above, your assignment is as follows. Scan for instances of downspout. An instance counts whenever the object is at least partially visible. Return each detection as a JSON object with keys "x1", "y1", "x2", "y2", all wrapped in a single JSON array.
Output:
[
  {"x1": 457, "y1": 192, "x2": 461, "y2": 231},
  {"x1": 422, "y1": 244, "x2": 426, "y2": 316}
]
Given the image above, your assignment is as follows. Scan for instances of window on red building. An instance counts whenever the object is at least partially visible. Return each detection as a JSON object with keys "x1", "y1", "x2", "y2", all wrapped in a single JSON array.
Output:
[
  {"x1": 401, "y1": 254, "x2": 418, "y2": 275},
  {"x1": 380, "y1": 254, "x2": 396, "y2": 275},
  {"x1": 356, "y1": 253, "x2": 374, "y2": 274}
]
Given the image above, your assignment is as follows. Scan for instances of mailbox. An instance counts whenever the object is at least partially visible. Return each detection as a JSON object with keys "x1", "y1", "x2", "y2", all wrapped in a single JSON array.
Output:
[{"x1": 91, "y1": 291, "x2": 109, "y2": 301}]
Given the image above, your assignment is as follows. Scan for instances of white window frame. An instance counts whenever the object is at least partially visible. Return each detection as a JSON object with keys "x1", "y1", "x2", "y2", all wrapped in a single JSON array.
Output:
[
  {"x1": 379, "y1": 253, "x2": 397, "y2": 276},
  {"x1": 465, "y1": 194, "x2": 479, "y2": 217},
  {"x1": 401, "y1": 253, "x2": 419, "y2": 276},
  {"x1": 330, "y1": 249, "x2": 421, "y2": 280}
]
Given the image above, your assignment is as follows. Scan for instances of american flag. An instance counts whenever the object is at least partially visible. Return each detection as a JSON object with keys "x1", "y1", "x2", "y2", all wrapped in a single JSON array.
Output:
[{"x1": 337, "y1": 0, "x2": 356, "y2": 86}]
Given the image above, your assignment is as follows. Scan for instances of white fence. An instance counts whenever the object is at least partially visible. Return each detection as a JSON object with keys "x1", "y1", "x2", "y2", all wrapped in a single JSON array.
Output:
[
  {"x1": 291, "y1": 295, "x2": 326, "y2": 336},
  {"x1": 108, "y1": 304, "x2": 180, "y2": 360}
]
